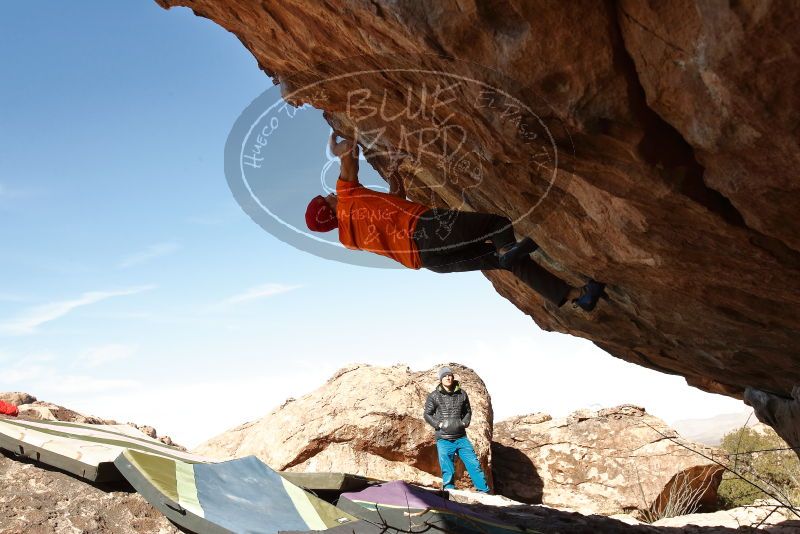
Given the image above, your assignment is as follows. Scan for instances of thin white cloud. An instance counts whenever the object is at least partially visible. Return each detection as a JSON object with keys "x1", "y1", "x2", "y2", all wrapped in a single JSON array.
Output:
[
  {"x1": 2, "y1": 365, "x2": 47, "y2": 384},
  {"x1": 222, "y1": 283, "x2": 302, "y2": 306},
  {"x1": 118, "y1": 242, "x2": 179, "y2": 269},
  {"x1": 78, "y1": 369, "x2": 340, "y2": 448},
  {"x1": 0, "y1": 285, "x2": 155, "y2": 335},
  {"x1": 50, "y1": 375, "x2": 140, "y2": 395},
  {"x1": 0, "y1": 292, "x2": 29, "y2": 303},
  {"x1": 0, "y1": 362, "x2": 140, "y2": 395},
  {"x1": 79, "y1": 344, "x2": 137, "y2": 368}
]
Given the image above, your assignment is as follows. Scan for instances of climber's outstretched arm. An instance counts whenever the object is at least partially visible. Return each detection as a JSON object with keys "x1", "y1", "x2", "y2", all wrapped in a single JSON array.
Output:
[{"x1": 330, "y1": 130, "x2": 360, "y2": 183}]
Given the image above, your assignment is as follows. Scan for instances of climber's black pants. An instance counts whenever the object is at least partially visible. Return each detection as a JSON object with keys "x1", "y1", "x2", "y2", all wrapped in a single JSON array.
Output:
[{"x1": 412, "y1": 208, "x2": 572, "y2": 307}]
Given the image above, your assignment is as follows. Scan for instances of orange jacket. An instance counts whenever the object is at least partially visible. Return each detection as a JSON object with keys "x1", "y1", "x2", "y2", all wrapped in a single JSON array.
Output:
[{"x1": 336, "y1": 178, "x2": 429, "y2": 269}]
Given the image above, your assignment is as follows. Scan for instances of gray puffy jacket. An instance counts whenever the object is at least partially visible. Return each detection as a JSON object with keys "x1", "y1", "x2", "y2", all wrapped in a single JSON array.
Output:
[{"x1": 423, "y1": 382, "x2": 472, "y2": 440}]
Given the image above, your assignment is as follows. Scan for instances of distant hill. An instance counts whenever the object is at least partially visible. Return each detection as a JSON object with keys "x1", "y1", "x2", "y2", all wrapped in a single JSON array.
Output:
[{"x1": 671, "y1": 412, "x2": 758, "y2": 446}]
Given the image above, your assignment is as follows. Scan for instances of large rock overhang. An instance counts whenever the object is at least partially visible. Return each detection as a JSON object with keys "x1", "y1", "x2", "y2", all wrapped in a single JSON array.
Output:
[{"x1": 154, "y1": 1, "x2": 800, "y2": 409}]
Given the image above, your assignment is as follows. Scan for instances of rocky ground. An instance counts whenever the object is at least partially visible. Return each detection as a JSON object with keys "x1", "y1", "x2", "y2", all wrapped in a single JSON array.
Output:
[
  {"x1": 448, "y1": 490, "x2": 799, "y2": 533},
  {"x1": 2, "y1": 366, "x2": 798, "y2": 532},
  {"x1": 1, "y1": 449, "x2": 796, "y2": 534},
  {"x1": 0, "y1": 451, "x2": 181, "y2": 534}
]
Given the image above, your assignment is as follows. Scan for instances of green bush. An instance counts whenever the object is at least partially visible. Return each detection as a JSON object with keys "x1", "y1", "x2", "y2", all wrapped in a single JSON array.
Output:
[{"x1": 717, "y1": 426, "x2": 800, "y2": 509}]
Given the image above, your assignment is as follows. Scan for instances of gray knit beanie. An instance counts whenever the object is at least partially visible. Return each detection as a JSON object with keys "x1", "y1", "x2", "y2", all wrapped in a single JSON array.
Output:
[{"x1": 438, "y1": 366, "x2": 454, "y2": 380}]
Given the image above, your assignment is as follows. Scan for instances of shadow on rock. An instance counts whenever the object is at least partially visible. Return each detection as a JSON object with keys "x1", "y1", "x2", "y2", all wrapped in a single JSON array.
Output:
[{"x1": 491, "y1": 441, "x2": 544, "y2": 503}]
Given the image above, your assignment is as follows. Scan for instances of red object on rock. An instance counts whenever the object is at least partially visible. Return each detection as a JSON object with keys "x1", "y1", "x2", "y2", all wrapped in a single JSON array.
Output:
[{"x1": 0, "y1": 400, "x2": 18, "y2": 417}]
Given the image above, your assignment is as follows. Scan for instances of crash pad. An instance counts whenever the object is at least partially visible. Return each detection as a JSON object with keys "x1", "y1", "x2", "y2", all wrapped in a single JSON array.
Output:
[
  {"x1": 0, "y1": 416, "x2": 206, "y2": 482},
  {"x1": 338, "y1": 481, "x2": 539, "y2": 534},
  {"x1": 115, "y1": 449, "x2": 382, "y2": 534}
]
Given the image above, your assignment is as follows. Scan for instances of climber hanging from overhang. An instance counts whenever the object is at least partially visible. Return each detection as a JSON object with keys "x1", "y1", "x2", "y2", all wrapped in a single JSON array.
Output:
[{"x1": 306, "y1": 130, "x2": 607, "y2": 312}]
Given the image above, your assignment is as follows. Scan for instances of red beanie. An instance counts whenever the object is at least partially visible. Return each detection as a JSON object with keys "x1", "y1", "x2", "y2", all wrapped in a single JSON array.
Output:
[{"x1": 305, "y1": 195, "x2": 338, "y2": 232}]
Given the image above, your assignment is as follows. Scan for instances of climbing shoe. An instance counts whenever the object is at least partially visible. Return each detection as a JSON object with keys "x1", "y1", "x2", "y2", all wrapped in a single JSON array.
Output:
[
  {"x1": 498, "y1": 237, "x2": 539, "y2": 269},
  {"x1": 571, "y1": 279, "x2": 607, "y2": 312}
]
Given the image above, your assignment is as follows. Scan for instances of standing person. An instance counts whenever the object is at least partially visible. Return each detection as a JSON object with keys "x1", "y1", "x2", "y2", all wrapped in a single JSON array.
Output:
[
  {"x1": 305, "y1": 131, "x2": 607, "y2": 311},
  {"x1": 423, "y1": 367, "x2": 490, "y2": 493}
]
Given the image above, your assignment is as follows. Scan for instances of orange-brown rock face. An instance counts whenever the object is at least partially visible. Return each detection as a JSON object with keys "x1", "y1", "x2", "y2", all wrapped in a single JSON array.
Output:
[{"x1": 155, "y1": 2, "x2": 800, "y2": 425}]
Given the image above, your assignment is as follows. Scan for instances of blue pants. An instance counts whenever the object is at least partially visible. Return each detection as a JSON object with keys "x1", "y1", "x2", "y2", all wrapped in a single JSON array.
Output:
[{"x1": 436, "y1": 436, "x2": 489, "y2": 492}]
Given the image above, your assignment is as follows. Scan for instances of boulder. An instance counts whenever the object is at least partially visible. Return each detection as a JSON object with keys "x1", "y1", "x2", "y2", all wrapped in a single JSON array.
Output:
[
  {"x1": 0, "y1": 392, "x2": 36, "y2": 406},
  {"x1": 195, "y1": 363, "x2": 493, "y2": 489},
  {"x1": 653, "y1": 500, "x2": 795, "y2": 529},
  {"x1": 155, "y1": 0, "x2": 800, "y2": 428},
  {"x1": 126, "y1": 422, "x2": 185, "y2": 450},
  {"x1": 0, "y1": 393, "x2": 185, "y2": 450},
  {"x1": 17, "y1": 400, "x2": 113, "y2": 425},
  {"x1": 745, "y1": 386, "x2": 800, "y2": 462},
  {"x1": 492, "y1": 405, "x2": 724, "y2": 516}
]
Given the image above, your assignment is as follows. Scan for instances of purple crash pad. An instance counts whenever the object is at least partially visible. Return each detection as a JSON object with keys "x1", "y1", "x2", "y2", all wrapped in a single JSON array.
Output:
[{"x1": 340, "y1": 481, "x2": 483, "y2": 518}]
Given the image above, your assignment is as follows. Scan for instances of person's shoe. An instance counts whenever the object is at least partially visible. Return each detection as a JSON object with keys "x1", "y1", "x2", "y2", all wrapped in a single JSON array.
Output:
[
  {"x1": 498, "y1": 237, "x2": 538, "y2": 269},
  {"x1": 571, "y1": 279, "x2": 607, "y2": 312}
]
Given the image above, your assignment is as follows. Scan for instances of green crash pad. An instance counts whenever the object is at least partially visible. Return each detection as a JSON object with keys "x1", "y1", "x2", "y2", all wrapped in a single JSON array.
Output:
[{"x1": 115, "y1": 449, "x2": 384, "y2": 534}]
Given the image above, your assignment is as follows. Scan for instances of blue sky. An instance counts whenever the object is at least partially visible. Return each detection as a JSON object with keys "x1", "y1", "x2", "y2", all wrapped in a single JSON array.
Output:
[{"x1": 0, "y1": 2, "x2": 745, "y2": 447}]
